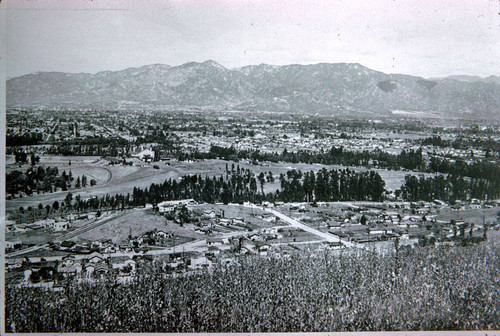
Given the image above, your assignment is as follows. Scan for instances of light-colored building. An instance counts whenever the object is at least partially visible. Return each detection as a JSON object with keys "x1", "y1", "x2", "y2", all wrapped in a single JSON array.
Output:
[{"x1": 6, "y1": 240, "x2": 22, "y2": 249}]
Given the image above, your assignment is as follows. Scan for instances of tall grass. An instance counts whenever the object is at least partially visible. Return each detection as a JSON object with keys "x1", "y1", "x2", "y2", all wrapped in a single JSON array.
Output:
[{"x1": 5, "y1": 243, "x2": 499, "y2": 332}]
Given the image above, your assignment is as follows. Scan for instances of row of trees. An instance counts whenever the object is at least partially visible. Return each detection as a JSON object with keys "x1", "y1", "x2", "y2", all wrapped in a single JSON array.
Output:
[
  {"x1": 400, "y1": 174, "x2": 499, "y2": 202},
  {"x1": 190, "y1": 145, "x2": 425, "y2": 171},
  {"x1": 6, "y1": 132, "x2": 43, "y2": 147},
  {"x1": 277, "y1": 168, "x2": 386, "y2": 202},
  {"x1": 38, "y1": 167, "x2": 386, "y2": 216},
  {"x1": 428, "y1": 157, "x2": 500, "y2": 183},
  {"x1": 422, "y1": 135, "x2": 500, "y2": 155}
]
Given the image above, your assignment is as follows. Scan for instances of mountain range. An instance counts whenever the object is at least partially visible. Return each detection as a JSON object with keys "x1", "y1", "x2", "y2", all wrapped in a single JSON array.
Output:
[{"x1": 7, "y1": 60, "x2": 500, "y2": 119}]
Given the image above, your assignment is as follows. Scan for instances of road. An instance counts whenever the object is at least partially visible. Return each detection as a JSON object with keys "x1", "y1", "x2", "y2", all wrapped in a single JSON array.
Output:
[
  {"x1": 6, "y1": 243, "x2": 50, "y2": 257},
  {"x1": 265, "y1": 208, "x2": 359, "y2": 247}
]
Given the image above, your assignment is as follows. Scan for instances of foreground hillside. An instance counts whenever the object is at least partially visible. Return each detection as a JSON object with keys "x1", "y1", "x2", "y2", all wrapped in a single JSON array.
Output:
[
  {"x1": 6, "y1": 244, "x2": 499, "y2": 332},
  {"x1": 7, "y1": 61, "x2": 500, "y2": 119}
]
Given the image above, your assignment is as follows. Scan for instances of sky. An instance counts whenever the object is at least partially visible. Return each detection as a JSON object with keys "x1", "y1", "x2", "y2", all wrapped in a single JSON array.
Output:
[{"x1": 3, "y1": 0, "x2": 500, "y2": 78}]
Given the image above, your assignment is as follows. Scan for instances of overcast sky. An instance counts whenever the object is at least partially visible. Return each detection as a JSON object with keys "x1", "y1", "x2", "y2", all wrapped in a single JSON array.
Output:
[{"x1": 3, "y1": 0, "x2": 500, "y2": 78}]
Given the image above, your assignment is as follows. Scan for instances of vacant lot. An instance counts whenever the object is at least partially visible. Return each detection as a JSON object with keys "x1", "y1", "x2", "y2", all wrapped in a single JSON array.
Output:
[
  {"x1": 190, "y1": 204, "x2": 277, "y2": 228},
  {"x1": 75, "y1": 209, "x2": 204, "y2": 245},
  {"x1": 436, "y1": 206, "x2": 500, "y2": 226}
]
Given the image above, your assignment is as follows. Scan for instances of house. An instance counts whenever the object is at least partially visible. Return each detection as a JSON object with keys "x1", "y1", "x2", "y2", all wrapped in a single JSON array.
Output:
[
  {"x1": 206, "y1": 246, "x2": 221, "y2": 256},
  {"x1": 112, "y1": 259, "x2": 136, "y2": 273},
  {"x1": 207, "y1": 238, "x2": 224, "y2": 246},
  {"x1": 36, "y1": 218, "x2": 55, "y2": 229},
  {"x1": 59, "y1": 240, "x2": 76, "y2": 251},
  {"x1": 13, "y1": 224, "x2": 32, "y2": 232},
  {"x1": 154, "y1": 230, "x2": 171, "y2": 239},
  {"x1": 158, "y1": 199, "x2": 197, "y2": 213},
  {"x1": 323, "y1": 241, "x2": 343, "y2": 250},
  {"x1": 93, "y1": 263, "x2": 110, "y2": 276},
  {"x1": 232, "y1": 217, "x2": 246, "y2": 225},
  {"x1": 61, "y1": 255, "x2": 76, "y2": 267},
  {"x1": 195, "y1": 227, "x2": 211, "y2": 235},
  {"x1": 133, "y1": 149, "x2": 156, "y2": 162},
  {"x1": 5, "y1": 260, "x2": 22, "y2": 270},
  {"x1": 369, "y1": 229, "x2": 386, "y2": 235},
  {"x1": 249, "y1": 233, "x2": 264, "y2": 241},
  {"x1": 328, "y1": 221, "x2": 342, "y2": 229},
  {"x1": 262, "y1": 227, "x2": 279, "y2": 234},
  {"x1": 87, "y1": 252, "x2": 105, "y2": 264},
  {"x1": 261, "y1": 213, "x2": 277, "y2": 222},
  {"x1": 202, "y1": 210, "x2": 217, "y2": 219},
  {"x1": 255, "y1": 242, "x2": 271, "y2": 255},
  {"x1": 84, "y1": 265, "x2": 95, "y2": 277},
  {"x1": 219, "y1": 218, "x2": 232, "y2": 226},
  {"x1": 58, "y1": 262, "x2": 83, "y2": 276},
  {"x1": 189, "y1": 256, "x2": 212, "y2": 270},
  {"x1": 5, "y1": 220, "x2": 16, "y2": 232},
  {"x1": 5, "y1": 240, "x2": 22, "y2": 249},
  {"x1": 240, "y1": 242, "x2": 256, "y2": 254},
  {"x1": 54, "y1": 220, "x2": 69, "y2": 231}
]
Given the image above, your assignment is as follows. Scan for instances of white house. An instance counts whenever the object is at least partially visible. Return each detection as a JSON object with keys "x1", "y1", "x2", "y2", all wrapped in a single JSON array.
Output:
[
  {"x1": 133, "y1": 149, "x2": 155, "y2": 162},
  {"x1": 158, "y1": 199, "x2": 197, "y2": 213},
  {"x1": 5, "y1": 240, "x2": 22, "y2": 249},
  {"x1": 54, "y1": 220, "x2": 69, "y2": 231}
]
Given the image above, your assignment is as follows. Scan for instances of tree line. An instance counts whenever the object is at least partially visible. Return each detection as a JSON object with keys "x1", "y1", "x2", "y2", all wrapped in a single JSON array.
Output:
[
  {"x1": 190, "y1": 145, "x2": 424, "y2": 171},
  {"x1": 31, "y1": 167, "x2": 386, "y2": 216},
  {"x1": 400, "y1": 174, "x2": 499, "y2": 202},
  {"x1": 6, "y1": 166, "x2": 95, "y2": 198},
  {"x1": 277, "y1": 168, "x2": 386, "y2": 202}
]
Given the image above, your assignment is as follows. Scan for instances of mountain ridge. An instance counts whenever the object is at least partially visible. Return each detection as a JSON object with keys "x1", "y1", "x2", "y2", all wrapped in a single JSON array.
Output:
[{"x1": 7, "y1": 61, "x2": 500, "y2": 119}]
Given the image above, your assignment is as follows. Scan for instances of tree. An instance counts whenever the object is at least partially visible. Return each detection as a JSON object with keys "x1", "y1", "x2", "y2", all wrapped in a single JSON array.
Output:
[
  {"x1": 75, "y1": 176, "x2": 81, "y2": 188},
  {"x1": 52, "y1": 201, "x2": 60, "y2": 211},
  {"x1": 360, "y1": 215, "x2": 367, "y2": 225},
  {"x1": 179, "y1": 206, "x2": 190, "y2": 224},
  {"x1": 90, "y1": 179, "x2": 97, "y2": 186},
  {"x1": 30, "y1": 154, "x2": 40, "y2": 166},
  {"x1": 81, "y1": 174, "x2": 87, "y2": 187},
  {"x1": 64, "y1": 192, "x2": 73, "y2": 208},
  {"x1": 15, "y1": 151, "x2": 27, "y2": 163},
  {"x1": 258, "y1": 172, "x2": 266, "y2": 195}
]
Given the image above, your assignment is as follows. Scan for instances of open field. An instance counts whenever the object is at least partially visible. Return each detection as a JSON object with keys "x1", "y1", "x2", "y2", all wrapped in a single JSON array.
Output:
[
  {"x1": 435, "y1": 207, "x2": 500, "y2": 225},
  {"x1": 6, "y1": 156, "x2": 429, "y2": 217},
  {"x1": 74, "y1": 209, "x2": 204, "y2": 245},
  {"x1": 190, "y1": 204, "x2": 280, "y2": 228}
]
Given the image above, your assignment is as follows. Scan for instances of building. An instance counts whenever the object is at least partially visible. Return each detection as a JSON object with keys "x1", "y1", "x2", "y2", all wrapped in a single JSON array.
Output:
[
  {"x1": 133, "y1": 149, "x2": 155, "y2": 162},
  {"x1": 54, "y1": 220, "x2": 70, "y2": 231},
  {"x1": 6, "y1": 240, "x2": 22, "y2": 249},
  {"x1": 158, "y1": 199, "x2": 197, "y2": 213}
]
